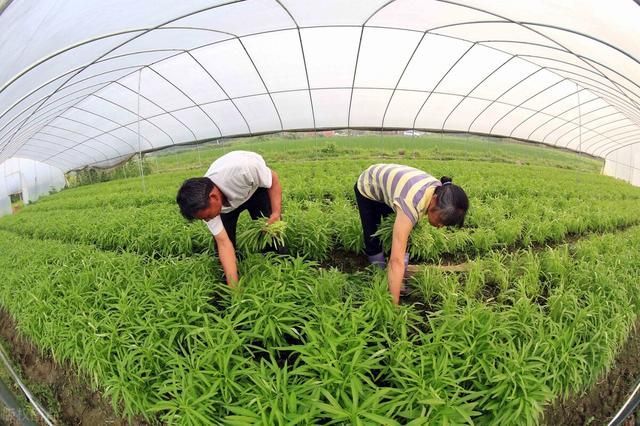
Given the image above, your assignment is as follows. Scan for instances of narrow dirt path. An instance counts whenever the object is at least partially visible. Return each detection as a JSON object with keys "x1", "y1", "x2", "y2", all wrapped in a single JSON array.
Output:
[
  {"x1": 0, "y1": 309, "x2": 147, "y2": 426},
  {"x1": 542, "y1": 319, "x2": 640, "y2": 425}
]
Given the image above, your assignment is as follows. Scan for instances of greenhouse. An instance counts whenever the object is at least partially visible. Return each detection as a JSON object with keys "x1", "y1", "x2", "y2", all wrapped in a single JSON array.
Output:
[{"x1": 0, "y1": 0, "x2": 639, "y2": 424}]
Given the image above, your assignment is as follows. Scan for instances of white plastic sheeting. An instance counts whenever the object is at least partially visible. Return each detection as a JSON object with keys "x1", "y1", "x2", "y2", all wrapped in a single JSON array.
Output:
[
  {"x1": 0, "y1": 158, "x2": 66, "y2": 215},
  {"x1": 0, "y1": 172, "x2": 10, "y2": 217},
  {"x1": 0, "y1": 0, "x2": 639, "y2": 183}
]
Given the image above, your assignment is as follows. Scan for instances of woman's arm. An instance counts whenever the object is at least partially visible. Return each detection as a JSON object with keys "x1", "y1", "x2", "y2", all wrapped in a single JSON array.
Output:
[{"x1": 388, "y1": 211, "x2": 413, "y2": 304}]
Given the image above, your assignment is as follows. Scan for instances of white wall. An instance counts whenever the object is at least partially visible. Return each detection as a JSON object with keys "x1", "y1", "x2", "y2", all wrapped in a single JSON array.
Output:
[
  {"x1": 604, "y1": 143, "x2": 640, "y2": 186},
  {"x1": 0, "y1": 158, "x2": 66, "y2": 216}
]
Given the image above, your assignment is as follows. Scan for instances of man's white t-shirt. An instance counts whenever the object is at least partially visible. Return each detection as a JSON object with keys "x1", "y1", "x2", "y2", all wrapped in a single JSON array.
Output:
[{"x1": 204, "y1": 151, "x2": 273, "y2": 236}]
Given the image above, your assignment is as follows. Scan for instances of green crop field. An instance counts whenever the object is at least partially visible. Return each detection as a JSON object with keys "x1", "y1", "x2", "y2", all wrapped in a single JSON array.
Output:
[{"x1": 0, "y1": 135, "x2": 639, "y2": 425}]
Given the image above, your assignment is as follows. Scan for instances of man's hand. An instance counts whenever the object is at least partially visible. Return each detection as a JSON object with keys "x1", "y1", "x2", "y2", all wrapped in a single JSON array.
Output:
[
  {"x1": 267, "y1": 212, "x2": 281, "y2": 225},
  {"x1": 266, "y1": 170, "x2": 282, "y2": 225},
  {"x1": 214, "y1": 229, "x2": 238, "y2": 287}
]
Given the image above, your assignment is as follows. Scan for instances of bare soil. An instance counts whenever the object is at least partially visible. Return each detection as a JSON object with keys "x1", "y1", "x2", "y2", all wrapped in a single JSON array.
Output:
[
  {"x1": 0, "y1": 309, "x2": 148, "y2": 426},
  {"x1": 542, "y1": 319, "x2": 640, "y2": 426}
]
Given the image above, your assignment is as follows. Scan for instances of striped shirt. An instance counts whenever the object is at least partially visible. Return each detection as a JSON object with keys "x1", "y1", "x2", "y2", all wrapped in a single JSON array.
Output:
[{"x1": 357, "y1": 164, "x2": 441, "y2": 225}]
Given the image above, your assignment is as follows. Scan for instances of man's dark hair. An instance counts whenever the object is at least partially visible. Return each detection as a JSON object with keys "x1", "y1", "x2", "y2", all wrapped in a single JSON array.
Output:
[
  {"x1": 176, "y1": 177, "x2": 215, "y2": 221},
  {"x1": 434, "y1": 176, "x2": 469, "y2": 227}
]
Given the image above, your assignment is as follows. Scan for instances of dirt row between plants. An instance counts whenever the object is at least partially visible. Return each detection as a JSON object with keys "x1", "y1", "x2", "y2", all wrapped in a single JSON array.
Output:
[
  {"x1": 0, "y1": 309, "x2": 146, "y2": 426},
  {"x1": 542, "y1": 319, "x2": 640, "y2": 425}
]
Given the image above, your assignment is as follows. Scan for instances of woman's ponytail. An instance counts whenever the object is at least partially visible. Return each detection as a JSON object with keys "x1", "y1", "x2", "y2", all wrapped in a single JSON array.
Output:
[{"x1": 434, "y1": 176, "x2": 469, "y2": 227}]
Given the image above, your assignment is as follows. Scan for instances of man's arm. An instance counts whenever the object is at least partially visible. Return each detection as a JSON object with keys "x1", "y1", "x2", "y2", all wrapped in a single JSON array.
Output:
[
  {"x1": 388, "y1": 211, "x2": 414, "y2": 304},
  {"x1": 214, "y1": 229, "x2": 238, "y2": 286},
  {"x1": 266, "y1": 169, "x2": 282, "y2": 225}
]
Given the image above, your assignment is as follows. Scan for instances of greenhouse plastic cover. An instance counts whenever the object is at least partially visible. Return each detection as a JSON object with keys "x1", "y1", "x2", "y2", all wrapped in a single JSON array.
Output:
[
  {"x1": 0, "y1": 0, "x2": 639, "y2": 186},
  {"x1": 0, "y1": 158, "x2": 65, "y2": 207}
]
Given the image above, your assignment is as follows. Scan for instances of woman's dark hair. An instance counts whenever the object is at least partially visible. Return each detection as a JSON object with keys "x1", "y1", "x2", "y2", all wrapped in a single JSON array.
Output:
[
  {"x1": 176, "y1": 177, "x2": 215, "y2": 221},
  {"x1": 433, "y1": 176, "x2": 469, "y2": 227}
]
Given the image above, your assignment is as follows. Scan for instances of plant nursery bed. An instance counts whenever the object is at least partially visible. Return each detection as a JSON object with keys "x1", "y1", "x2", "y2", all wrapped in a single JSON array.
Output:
[
  {"x1": 0, "y1": 309, "x2": 147, "y2": 426},
  {"x1": 543, "y1": 318, "x2": 640, "y2": 425}
]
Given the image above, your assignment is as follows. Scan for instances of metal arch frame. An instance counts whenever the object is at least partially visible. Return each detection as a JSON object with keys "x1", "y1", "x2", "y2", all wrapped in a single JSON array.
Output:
[
  {"x1": 0, "y1": 67, "x2": 142, "y2": 139},
  {"x1": 563, "y1": 117, "x2": 630, "y2": 150},
  {"x1": 274, "y1": 0, "x2": 317, "y2": 131},
  {"x1": 0, "y1": 49, "x2": 184, "y2": 140},
  {"x1": 40, "y1": 122, "x2": 122, "y2": 158},
  {"x1": 0, "y1": 46, "x2": 216, "y2": 132},
  {"x1": 13, "y1": 148, "x2": 77, "y2": 169},
  {"x1": 236, "y1": 35, "x2": 285, "y2": 132},
  {"x1": 8, "y1": 97, "x2": 155, "y2": 154},
  {"x1": 577, "y1": 122, "x2": 638, "y2": 152},
  {"x1": 185, "y1": 51, "x2": 252, "y2": 135},
  {"x1": 479, "y1": 46, "x2": 640, "y2": 121},
  {"x1": 520, "y1": 62, "x2": 640, "y2": 121},
  {"x1": 0, "y1": 28, "x2": 147, "y2": 94},
  {"x1": 441, "y1": 56, "x2": 515, "y2": 131},
  {"x1": 53, "y1": 114, "x2": 134, "y2": 157},
  {"x1": 507, "y1": 49, "x2": 640, "y2": 108},
  {"x1": 468, "y1": 41, "x2": 640, "y2": 115},
  {"x1": 140, "y1": 67, "x2": 220, "y2": 138},
  {"x1": 509, "y1": 87, "x2": 588, "y2": 138},
  {"x1": 85, "y1": 93, "x2": 175, "y2": 145},
  {"x1": 436, "y1": 0, "x2": 640, "y2": 122},
  {"x1": 601, "y1": 139, "x2": 640, "y2": 159},
  {"x1": 520, "y1": 20, "x2": 640, "y2": 100},
  {"x1": 453, "y1": 40, "x2": 640, "y2": 125},
  {"x1": 539, "y1": 97, "x2": 603, "y2": 144},
  {"x1": 0, "y1": 11, "x2": 638, "y2": 163},
  {"x1": 379, "y1": 31, "x2": 428, "y2": 130},
  {"x1": 47, "y1": 86, "x2": 622, "y2": 141},
  {"x1": 347, "y1": 0, "x2": 403, "y2": 131},
  {"x1": 425, "y1": 20, "x2": 640, "y2": 153},
  {"x1": 583, "y1": 128, "x2": 640, "y2": 157},
  {"x1": 582, "y1": 132, "x2": 640, "y2": 157},
  {"x1": 1, "y1": 81, "x2": 115, "y2": 142},
  {"x1": 557, "y1": 115, "x2": 629, "y2": 150},
  {"x1": 4, "y1": 49, "x2": 206, "y2": 148},
  {"x1": 460, "y1": 44, "x2": 640, "y2": 127},
  {"x1": 1, "y1": 24, "x2": 284, "y2": 159},
  {"x1": 527, "y1": 97, "x2": 600, "y2": 141},
  {"x1": 592, "y1": 128, "x2": 640, "y2": 157},
  {"x1": 412, "y1": 43, "x2": 477, "y2": 131},
  {"x1": 365, "y1": 22, "x2": 640, "y2": 137},
  {"x1": 597, "y1": 134, "x2": 640, "y2": 159},
  {"x1": 40, "y1": 91, "x2": 177, "y2": 163},
  {"x1": 466, "y1": 68, "x2": 543, "y2": 133},
  {"x1": 0, "y1": 0, "x2": 247, "y2": 161},
  {"x1": 3, "y1": 26, "x2": 311, "y2": 156},
  {"x1": 10, "y1": 84, "x2": 629, "y2": 164},
  {"x1": 536, "y1": 101, "x2": 611, "y2": 150},
  {"x1": 0, "y1": 23, "x2": 280, "y2": 131},
  {"x1": 563, "y1": 109, "x2": 625, "y2": 148},
  {"x1": 112, "y1": 80, "x2": 199, "y2": 143},
  {"x1": 12, "y1": 42, "x2": 632, "y2": 159},
  {"x1": 0, "y1": 50, "x2": 186, "y2": 157},
  {"x1": 527, "y1": 105, "x2": 616, "y2": 150},
  {"x1": 489, "y1": 77, "x2": 569, "y2": 134},
  {"x1": 31, "y1": 130, "x2": 112, "y2": 162},
  {"x1": 20, "y1": 140, "x2": 85, "y2": 161},
  {"x1": 68, "y1": 105, "x2": 153, "y2": 149},
  {"x1": 3, "y1": 22, "x2": 638, "y2": 124},
  {"x1": 3, "y1": 23, "x2": 637, "y2": 130},
  {"x1": 22, "y1": 139, "x2": 97, "y2": 167}
]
